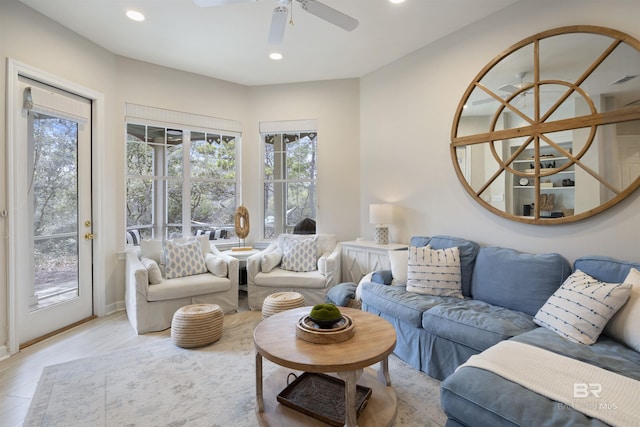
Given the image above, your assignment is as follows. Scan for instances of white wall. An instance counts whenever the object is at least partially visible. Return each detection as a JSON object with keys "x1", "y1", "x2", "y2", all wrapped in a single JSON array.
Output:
[{"x1": 360, "y1": 0, "x2": 640, "y2": 264}]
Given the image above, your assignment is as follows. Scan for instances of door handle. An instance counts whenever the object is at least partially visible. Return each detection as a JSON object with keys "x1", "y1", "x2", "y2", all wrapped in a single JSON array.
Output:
[{"x1": 84, "y1": 233, "x2": 95, "y2": 240}]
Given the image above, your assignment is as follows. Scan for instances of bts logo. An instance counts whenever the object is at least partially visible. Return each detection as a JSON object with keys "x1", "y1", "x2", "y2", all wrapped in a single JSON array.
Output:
[{"x1": 574, "y1": 383, "x2": 602, "y2": 398}]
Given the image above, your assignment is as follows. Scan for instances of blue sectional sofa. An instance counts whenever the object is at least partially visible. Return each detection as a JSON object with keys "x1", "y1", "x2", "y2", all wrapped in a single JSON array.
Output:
[{"x1": 360, "y1": 235, "x2": 640, "y2": 427}]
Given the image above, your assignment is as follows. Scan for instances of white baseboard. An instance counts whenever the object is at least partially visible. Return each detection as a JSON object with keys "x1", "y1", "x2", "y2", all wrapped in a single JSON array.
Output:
[
  {"x1": 0, "y1": 345, "x2": 10, "y2": 361},
  {"x1": 105, "y1": 301, "x2": 126, "y2": 316}
]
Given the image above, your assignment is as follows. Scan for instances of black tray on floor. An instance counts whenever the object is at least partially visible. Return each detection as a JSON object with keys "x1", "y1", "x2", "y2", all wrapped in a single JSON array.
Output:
[{"x1": 277, "y1": 372, "x2": 372, "y2": 426}]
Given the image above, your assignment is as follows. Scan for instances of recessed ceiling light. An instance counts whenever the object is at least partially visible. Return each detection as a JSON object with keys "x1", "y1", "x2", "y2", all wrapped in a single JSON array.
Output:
[
  {"x1": 389, "y1": 0, "x2": 406, "y2": 4},
  {"x1": 126, "y1": 10, "x2": 145, "y2": 22},
  {"x1": 269, "y1": 52, "x2": 283, "y2": 61}
]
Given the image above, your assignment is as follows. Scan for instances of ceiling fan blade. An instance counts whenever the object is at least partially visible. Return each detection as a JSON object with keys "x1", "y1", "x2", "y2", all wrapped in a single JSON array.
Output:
[
  {"x1": 498, "y1": 84, "x2": 519, "y2": 93},
  {"x1": 193, "y1": 0, "x2": 257, "y2": 7},
  {"x1": 298, "y1": 0, "x2": 358, "y2": 32},
  {"x1": 268, "y1": 6, "x2": 288, "y2": 45}
]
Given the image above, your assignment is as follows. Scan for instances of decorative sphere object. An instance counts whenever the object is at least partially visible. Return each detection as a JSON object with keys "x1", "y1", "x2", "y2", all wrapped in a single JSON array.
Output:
[{"x1": 309, "y1": 303, "x2": 342, "y2": 329}]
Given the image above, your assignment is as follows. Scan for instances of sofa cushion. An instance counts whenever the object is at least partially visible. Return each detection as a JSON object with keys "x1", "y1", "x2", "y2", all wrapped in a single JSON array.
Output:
[
  {"x1": 205, "y1": 253, "x2": 227, "y2": 277},
  {"x1": 534, "y1": 270, "x2": 632, "y2": 345},
  {"x1": 512, "y1": 327, "x2": 640, "y2": 380},
  {"x1": 574, "y1": 255, "x2": 640, "y2": 284},
  {"x1": 409, "y1": 235, "x2": 479, "y2": 297},
  {"x1": 407, "y1": 246, "x2": 463, "y2": 298},
  {"x1": 146, "y1": 273, "x2": 231, "y2": 301},
  {"x1": 388, "y1": 249, "x2": 408, "y2": 285},
  {"x1": 361, "y1": 282, "x2": 450, "y2": 327},
  {"x1": 261, "y1": 248, "x2": 283, "y2": 273},
  {"x1": 281, "y1": 235, "x2": 318, "y2": 272},
  {"x1": 254, "y1": 268, "x2": 327, "y2": 288},
  {"x1": 164, "y1": 239, "x2": 208, "y2": 279},
  {"x1": 141, "y1": 257, "x2": 163, "y2": 284},
  {"x1": 471, "y1": 247, "x2": 571, "y2": 316},
  {"x1": 140, "y1": 239, "x2": 165, "y2": 265},
  {"x1": 605, "y1": 268, "x2": 640, "y2": 352},
  {"x1": 422, "y1": 299, "x2": 537, "y2": 352}
]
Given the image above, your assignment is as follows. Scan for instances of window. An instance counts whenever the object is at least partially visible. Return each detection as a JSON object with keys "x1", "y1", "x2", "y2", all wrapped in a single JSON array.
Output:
[
  {"x1": 261, "y1": 120, "x2": 318, "y2": 239},
  {"x1": 126, "y1": 105, "x2": 241, "y2": 242}
]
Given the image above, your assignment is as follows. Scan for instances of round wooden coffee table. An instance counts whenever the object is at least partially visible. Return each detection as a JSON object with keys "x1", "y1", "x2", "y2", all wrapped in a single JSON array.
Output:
[{"x1": 254, "y1": 306, "x2": 397, "y2": 427}]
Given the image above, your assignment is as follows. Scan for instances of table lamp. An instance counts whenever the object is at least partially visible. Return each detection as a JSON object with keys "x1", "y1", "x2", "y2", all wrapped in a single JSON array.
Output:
[{"x1": 369, "y1": 203, "x2": 393, "y2": 244}]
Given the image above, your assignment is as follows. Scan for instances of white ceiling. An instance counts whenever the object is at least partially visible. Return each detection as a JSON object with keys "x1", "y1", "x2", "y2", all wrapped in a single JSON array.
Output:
[{"x1": 19, "y1": 0, "x2": 518, "y2": 86}]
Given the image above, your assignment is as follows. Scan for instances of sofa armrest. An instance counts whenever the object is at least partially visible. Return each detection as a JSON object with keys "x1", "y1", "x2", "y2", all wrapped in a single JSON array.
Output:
[{"x1": 125, "y1": 248, "x2": 149, "y2": 300}]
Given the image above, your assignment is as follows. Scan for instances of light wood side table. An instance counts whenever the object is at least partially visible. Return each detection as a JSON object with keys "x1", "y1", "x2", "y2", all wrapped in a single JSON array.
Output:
[{"x1": 254, "y1": 306, "x2": 397, "y2": 427}]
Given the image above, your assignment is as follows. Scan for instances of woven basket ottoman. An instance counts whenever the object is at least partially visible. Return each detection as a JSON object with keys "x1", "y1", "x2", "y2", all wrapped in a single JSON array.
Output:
[
  {"x1": 262, "y1": 292, "x2": 305, "y2": 319},
  {"x1": 171, "y1": 304, "x2": 224, "y2": 348}
]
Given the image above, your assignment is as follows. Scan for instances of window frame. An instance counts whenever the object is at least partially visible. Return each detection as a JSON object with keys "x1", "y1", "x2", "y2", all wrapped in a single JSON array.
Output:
[
  {"x1": 260, "y1": 120, "x2": 318, "y2": 240},
  {"x1": 125, "y1": 105, "x2": 242, "y2": 245}
]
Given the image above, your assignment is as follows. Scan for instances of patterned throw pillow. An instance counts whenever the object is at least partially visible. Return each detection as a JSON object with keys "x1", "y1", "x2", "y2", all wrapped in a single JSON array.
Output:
[
  {"x1": 281, "y1": 236, "x2": 318, "y2": 272},
  {"x1": 406, "y1": 245, "x2": 462, "y2": 298},
  {"x1": 534, "y1": 269, "x2": 633, "y2": 345},
  {"x1": 164, "y1": 239, "x2": 207, "y2": 279}
]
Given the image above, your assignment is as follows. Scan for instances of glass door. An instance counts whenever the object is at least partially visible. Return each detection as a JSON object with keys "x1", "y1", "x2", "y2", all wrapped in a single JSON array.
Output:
[{"x1": 16, "y1": 78, "x2": 94, "y2": 346}]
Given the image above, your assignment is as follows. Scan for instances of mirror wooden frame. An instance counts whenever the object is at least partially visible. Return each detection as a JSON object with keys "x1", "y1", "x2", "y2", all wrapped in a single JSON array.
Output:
[{"x1": 451, "y1": 26, "x2": 640, "y2": 224}]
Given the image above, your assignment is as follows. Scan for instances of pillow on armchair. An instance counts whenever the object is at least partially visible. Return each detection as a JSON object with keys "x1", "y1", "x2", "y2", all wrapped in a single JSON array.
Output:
[
  {"x1": 164, "y1": 239, "x2": 208, "y2": 279},
  {"x1": 280, "y1": 235, "x2": 319, "y2": 272}
]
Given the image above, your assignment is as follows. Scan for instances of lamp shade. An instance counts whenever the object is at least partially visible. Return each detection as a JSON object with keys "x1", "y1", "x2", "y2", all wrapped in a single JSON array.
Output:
[{"x1": 369, "y1": 203, "x2": 393, "y2": 224}]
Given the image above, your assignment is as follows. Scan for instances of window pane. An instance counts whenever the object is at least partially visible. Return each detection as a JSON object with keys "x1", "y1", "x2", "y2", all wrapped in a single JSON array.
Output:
[
  {"x1": 191, "y1": 181, "x2": 236, "y2": 227},
  {"x1": 166, "y1": 129, "x2": 183, "y2": 178},
  {"x1": 287, "y1": 182, "x2": 315, "y2": 225},
  {"x1": 167, "y1": 179, "x2": 182, "y2": 225},
  {"x1": 126, "y1": 140, "x2": 153, "y2": 176},
  {"x1": 262, "y1": 129, "x2": 317, "y2": 239},
  {"x1": 264, "y1": 136, "x2": 275, "y2": 180},
  {"x1": 287, "y1": 135, "x2": 316, "y2": 180},
  {"x1": 126, "y1": 177, "x2": 153, "y2": 227}
]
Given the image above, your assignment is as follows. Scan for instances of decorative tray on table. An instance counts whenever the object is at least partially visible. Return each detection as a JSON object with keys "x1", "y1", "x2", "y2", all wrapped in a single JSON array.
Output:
[{"x1": 295, "y1": 314, "x2": 355, "y2": 344}]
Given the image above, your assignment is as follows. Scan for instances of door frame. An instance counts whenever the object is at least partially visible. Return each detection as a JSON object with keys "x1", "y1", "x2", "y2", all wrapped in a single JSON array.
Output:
[{"x1": 6, "y1": 58, "x2": 106, "y2": 355}]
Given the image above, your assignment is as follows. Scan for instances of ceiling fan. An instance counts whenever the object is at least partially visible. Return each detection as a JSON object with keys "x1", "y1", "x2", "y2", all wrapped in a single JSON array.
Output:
[{"x1": 193, "y1": 0, "x2": 359, "y2": 45}]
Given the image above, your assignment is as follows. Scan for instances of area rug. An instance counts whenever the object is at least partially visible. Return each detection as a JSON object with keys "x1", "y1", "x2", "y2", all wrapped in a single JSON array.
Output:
[{"x1": 24, "y1": 311, "x2": 446, "y2": 426}]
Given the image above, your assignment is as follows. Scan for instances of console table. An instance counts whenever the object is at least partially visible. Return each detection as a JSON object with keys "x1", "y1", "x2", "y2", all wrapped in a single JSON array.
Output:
[{"x1": 341, "y1": 240, "x2": 408, "y2": 283}]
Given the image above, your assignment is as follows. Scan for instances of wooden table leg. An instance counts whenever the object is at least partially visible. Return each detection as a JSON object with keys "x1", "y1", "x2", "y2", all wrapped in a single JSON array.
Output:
[
  {"x1": 255, "y1": 351, "x2": 264, "y2": 412},
  {"x1": 338, "y1": 368, "x2": 363, "y2": 427},
  {"x1": 377, "y1": 356, "x2": 391, "y2": 386}
]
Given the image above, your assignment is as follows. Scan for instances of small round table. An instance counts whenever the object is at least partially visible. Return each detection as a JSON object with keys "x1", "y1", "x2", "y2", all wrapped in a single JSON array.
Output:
[{"x1": 254, "y1": 307, "x2": 397, "y2": 427}]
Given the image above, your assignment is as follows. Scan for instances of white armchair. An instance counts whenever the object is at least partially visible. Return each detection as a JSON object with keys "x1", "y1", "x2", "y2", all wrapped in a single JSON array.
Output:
[
  {"x1": 125, "y1": 236, "x2": 239, "y2": 334},
  {"x1": 246, "y1": 234, "x2": 342, "y2": 310}
]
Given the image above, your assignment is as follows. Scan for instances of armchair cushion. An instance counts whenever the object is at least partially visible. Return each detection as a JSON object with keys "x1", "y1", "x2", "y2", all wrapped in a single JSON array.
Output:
[
  {"x1": 205, "y1": 253, "x2": 227, "y2": 277},
  {"x1": 164, "y1": 239, "x2": 207, "y2": 279},
  {"x1": 141, "y1": 257, "x2": 163, "y2": 284},
  {"x1": 281, "y1": 235, "x2": 318, "y2": 272},
  {"x1": 261, "y1": 248, "x2": 283, "y2": 273}
]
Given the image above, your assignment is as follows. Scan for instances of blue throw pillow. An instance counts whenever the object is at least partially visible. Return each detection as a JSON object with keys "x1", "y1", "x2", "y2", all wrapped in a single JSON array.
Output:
[{"x1": 372, "y1": 270, "x2": 393, "y2": 285}]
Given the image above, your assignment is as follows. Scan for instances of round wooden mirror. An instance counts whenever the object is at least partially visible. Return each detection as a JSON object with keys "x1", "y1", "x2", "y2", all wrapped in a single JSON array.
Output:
[{"x1": 451, "y1": 26, "x2": 640, "y2": 224}]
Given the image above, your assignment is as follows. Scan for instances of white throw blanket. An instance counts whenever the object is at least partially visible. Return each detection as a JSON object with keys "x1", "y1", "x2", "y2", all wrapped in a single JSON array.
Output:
[{"x1": 459, "y1": 340, "x2": 640, "y2": 427}]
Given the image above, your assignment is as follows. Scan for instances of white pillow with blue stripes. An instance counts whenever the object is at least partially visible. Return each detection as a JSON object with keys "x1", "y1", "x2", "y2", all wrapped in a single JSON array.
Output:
[
  {"x1": 534, "y1": 269, "x2": 632, "y2": 345},
  {"x1": 406, "y1": 245, "x2": 462, "y2": 298}
]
